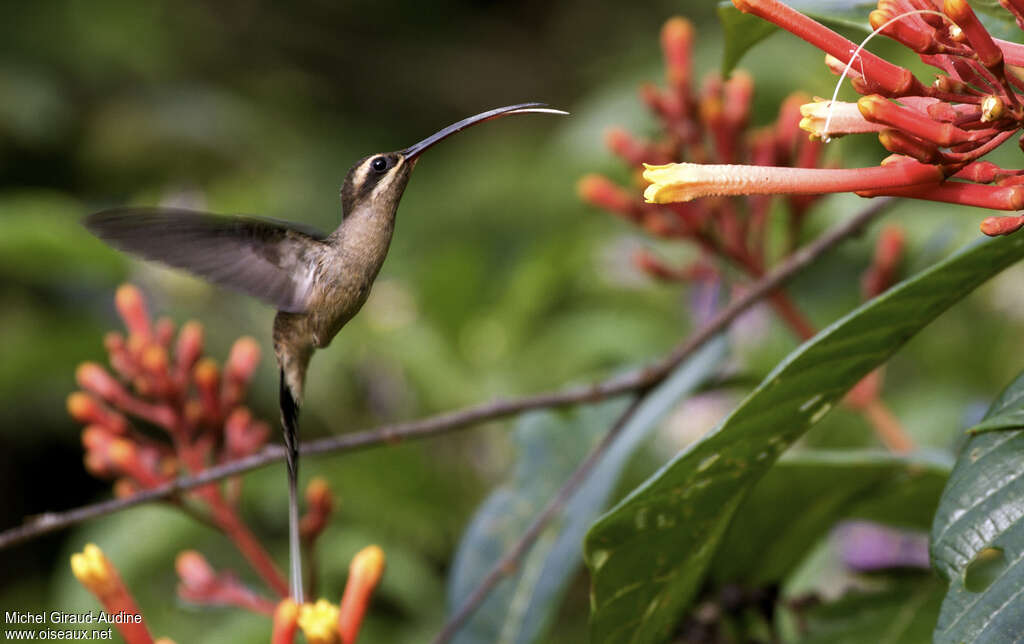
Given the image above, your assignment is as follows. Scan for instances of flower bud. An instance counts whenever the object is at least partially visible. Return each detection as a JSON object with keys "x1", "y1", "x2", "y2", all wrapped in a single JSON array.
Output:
[
  {"x1": 68, "y1": 392, "x2": 129, "y2": 434},
  {"x1": 661, "y1": 17, "x2": 693, "y2": 92},
  {"x1": 578, "y1": 174, "x2": 640, "y2": 219},
  {"x1": 225, "y1": 408, "x2": 270, "y2": 458},
  {"x1": 113, "y1": 478, "x2": 138, "y2": 498},
  {"x1": 300, "y1": 477, "x2": 334, "y2": 542},
  {"x1": 980, "y1": 215, "x2": 1024, "y2": 236},
  {"x1": 273, "y1": 600, "x2": 300, "y2": 644},
  {"x1": 115, "y1": 284, "x2": 153, "y2": 342},
  {"x1": 71, "y1": 543, "x2": 119, "y2": 597},
  {"x1": 76, "y1": 363, "x2": 125, "y2": 402},
  {"x1": 338, "y1": 546, "x2": 386, "y2": 644},
  {"x1": 154, "y1": 317, "x2": 175, "y2": 347},
  {"x1": 176, "y1": 550, "x2": 217, "y2": 593},
  {"x1": 175, "y1": 321, "x2": 204, "y2": 375},
  {"x1": 225, "y1": 337, "x2": 260, "y2": 384},
  {"x1": 193, "y1": 358, "x2": 221, "y2": 421}
]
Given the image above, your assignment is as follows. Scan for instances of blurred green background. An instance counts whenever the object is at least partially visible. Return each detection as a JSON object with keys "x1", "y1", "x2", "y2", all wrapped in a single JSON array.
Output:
[{"x1": 2, "y1": 0, "x2": 1024, "y2": 641}]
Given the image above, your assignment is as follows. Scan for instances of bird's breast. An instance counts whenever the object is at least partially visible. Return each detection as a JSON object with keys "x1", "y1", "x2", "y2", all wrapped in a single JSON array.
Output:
[{"x1": 307, "y1": 215, "x2": 395, "y2": 347}]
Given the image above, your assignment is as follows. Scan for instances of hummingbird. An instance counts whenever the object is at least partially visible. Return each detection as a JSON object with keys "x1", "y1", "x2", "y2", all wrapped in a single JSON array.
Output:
[{"x1": 84, "y1": 102, "x2": 567, "y2": 603}]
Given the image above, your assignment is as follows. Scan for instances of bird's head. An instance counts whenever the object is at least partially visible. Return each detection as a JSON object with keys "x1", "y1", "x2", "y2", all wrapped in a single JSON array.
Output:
[{"x1": 339, "y1": 102, "x2": 567, "y2": 218}]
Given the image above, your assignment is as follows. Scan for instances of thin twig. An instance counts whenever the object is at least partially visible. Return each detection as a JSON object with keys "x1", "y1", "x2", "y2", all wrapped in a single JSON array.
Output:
[
  {"x1": 432, "y1": 396, "x2": 647, "y2": 644},
  {"x1": 0, "y1": 198, "x2": 891, "y2": 552}
]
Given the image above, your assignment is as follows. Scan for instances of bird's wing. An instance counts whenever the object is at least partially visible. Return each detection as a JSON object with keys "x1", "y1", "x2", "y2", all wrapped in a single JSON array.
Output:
[{"x1": 85, "y1": 207, "x2": 328, "y2": 313}]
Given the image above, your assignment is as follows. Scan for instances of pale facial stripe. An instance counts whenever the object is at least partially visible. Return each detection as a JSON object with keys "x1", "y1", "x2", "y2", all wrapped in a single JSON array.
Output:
[{"x1": 369, "y1": 156, "x2": 405, "y2": 201}]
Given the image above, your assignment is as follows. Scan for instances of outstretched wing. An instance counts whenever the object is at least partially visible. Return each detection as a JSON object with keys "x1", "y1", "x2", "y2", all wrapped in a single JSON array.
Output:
[{"x1": 85, "y1": 207, "x2": 327, "y2": 313}]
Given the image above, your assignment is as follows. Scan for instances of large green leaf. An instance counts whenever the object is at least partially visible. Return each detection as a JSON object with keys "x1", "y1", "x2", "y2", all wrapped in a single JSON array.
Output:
[
  {"x1": 931, "y1": 369, "x2": 1024, "y2": 642},
  {"x1": 584, "y1": 233, "x2": 1024, "y2": 644},
  {"x1": 447, "y1": 338, "x2": 726, "y2": 644},
  {"x1": 712, "y1": 450, "x2": 950, "y2": 586},
  {"x1": 718, "y1": 3, "x2": 778, "y2": 76},
  {"x1": 965, "y1": 381, "x2": 1024, "y2": 434},
  {"x1": 796, "y1": 576, "x2": 945, "y2": 644}
]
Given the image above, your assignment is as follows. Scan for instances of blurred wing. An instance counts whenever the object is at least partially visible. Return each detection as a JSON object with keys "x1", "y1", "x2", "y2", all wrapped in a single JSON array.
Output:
[{"x1": 85, "y1": 207, "x2": 327, "y2": 313}]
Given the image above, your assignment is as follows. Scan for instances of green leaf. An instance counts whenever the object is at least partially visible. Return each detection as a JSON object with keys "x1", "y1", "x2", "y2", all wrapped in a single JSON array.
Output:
[
  {"x1": 795, "y1": 576, "x2": 945, "y2": 644},
  {"x1": 712, "y1": 450, "x2": 950, "y2": 586},
  {"x1": 718, "y1": 3, "x2": 778, "y2": 76},
  {"x1": 718, "y1": 0, "x2": 873, "y2": 75},
  {"x1": 931, "y1": 369, "x2": 1024, "y2": 642},
  {"x1": 966, "y1": 390, "x2": 1024, "y2": 434},
  {"x1": 447, "y1": 338, "x2": 726, "y2": 644},
  {"x1": 970, "y1": 0, "x2": 1024, "y2": 43},
  {"x1": 585, "y1": 233, "x2": 1024, "y2": 644}
]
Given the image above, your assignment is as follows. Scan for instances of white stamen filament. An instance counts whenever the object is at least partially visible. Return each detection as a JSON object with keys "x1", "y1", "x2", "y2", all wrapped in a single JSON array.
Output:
[{"x1": 822, "y1": 9, "x2": 952, "y2": 142}]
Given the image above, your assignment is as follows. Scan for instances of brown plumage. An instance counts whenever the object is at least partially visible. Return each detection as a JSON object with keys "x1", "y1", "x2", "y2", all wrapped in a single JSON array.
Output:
[{"x1": 84, "y1": 103, "x2": 567, "y2": 603}]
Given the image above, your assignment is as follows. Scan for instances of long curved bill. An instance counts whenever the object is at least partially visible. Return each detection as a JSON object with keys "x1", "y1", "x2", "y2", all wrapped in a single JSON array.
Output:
[{"x1": 401, "y1": 102, "x2": 568, "y2": 160}]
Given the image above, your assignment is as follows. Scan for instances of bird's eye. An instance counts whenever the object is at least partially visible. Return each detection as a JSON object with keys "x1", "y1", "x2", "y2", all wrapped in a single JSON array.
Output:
[{"x1": 371, "y1": 156, "x2": 389, "y2": 173}]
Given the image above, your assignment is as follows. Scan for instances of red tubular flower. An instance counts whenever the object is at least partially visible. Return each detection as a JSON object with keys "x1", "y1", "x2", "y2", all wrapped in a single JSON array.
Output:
[
  {"x1": 224, "y1": 408, "x2": 271, "y2": 460},
  {"x1": 734, "y1": 0, "x2": 924, "y2": 96},
  {"x1": 176, "y1": 550, "x2": 276, "y2": 615},
  {"x1": 272, "y1": 600, "x2": 300, "y2": 644},
  {"x1": 115, "y1": 285, "x2": 153, "y2": 344},
  {"x1": 981, "y1": 214, "x2": 1024, "y2": 234},
  {"x1": 70, "y1": 285, "x2": 289, "y2": 598},
  {"x1": 71, "y1": 544, "x2": 154, "y2": 644},
  {"x1": 646, "y1": 0, "x2": 1024, "y2": 236},
  {"x1": 300, "y1": 477, "x2": 335, "y2": 544},
  {"x1": 861, "y1": 225, "x2": 906, "y2": 298},
  {"x1": 581, "y1": 16, "x2": 914, "y2": 451},
  {"x1": 70, "y1": 285, "x2": 391, "y2": 641},
  {"x1": 222, "y1": 337, "x2": 261, "y2": 409},
  {"x1": 338, "y1": 546, "x2": 386, "y2": 644},
  {"x1": 174, "y1": 321, "x2": 203, "y2": 383}
]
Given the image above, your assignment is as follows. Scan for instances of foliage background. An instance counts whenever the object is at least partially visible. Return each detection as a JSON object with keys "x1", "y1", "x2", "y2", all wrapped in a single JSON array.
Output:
[{"x1": 1, "y1": 0, "x2": 1023, "y2": 641}]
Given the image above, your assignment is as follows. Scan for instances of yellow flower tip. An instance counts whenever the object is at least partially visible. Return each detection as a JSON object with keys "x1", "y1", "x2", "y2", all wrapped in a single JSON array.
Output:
[
  {"x1": 154, "y1": 639, "x2": 178, "y2": 644},
  {"x1": 662, "y1": 16, "x2": 693, "y2": 42},
  {"x1": 66, "y1": 392, "x2": 94, "y2": 422},
  {"x1": 351, "y1": 545, "x2": 386, "y2": 587},
  {"x1": 868, "y1": 8, "x2": 890, "y2": 30},
  {"x1": 306, "y1": 477, "x2": 333, "y2": 507},
  {"x1": 141, "y1": 345, "x2": 168, "y2": 372},
  {"x1": 726, "y1": 69, "x2": 753, "y2": 91},
  {"x1": 798, "y1": 98, "x2": 878, "y2": 140},
  {"x1": 114, "y1": 284, "x2": 143, "y2": 312},
  {"x1": 275, "y1": 598, "x2": 299, "y2": 625},
  {"x1": 640, "y1": 163, "x2": 702, "y2": 204},
  {"x1": 71, "y1": 543, "x2": 116, "y2": 595},
  {"x1": 297, "y1": 599, "x2": 341, "y2": 644},
  {"x1": 798, "y1": 99, "x2": 835, "y2": 140},
  {"x1": 108, "y1": 438, "x2": 136, "y2": 468},
  {"x1": 798, "y1": 99, "x2": 828, "y2": 119},
  {"x1": 193, "y1": 358, "x2": 220, "y2": 387}
]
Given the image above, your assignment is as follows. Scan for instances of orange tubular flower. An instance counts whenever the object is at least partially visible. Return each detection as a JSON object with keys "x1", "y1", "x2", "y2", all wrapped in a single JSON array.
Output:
[
  {"x1": 71, "y1": 544, "x2": 154, "y2": 644},
  {"x1": 338, "y1": 546, "x2": 386, "y2": 644},
  {"x1": 643, "y1": 0, "x2": 1024, "y2": 235},
  {"x1": 581, "y1": 16, "x2": 914, "y2": 452},
  {"x1": 69, "y1": 286, "x2": 387, "y2": 642},
  {"x1": 69, "y1": 285, "x2": 288, "y2": 598}
]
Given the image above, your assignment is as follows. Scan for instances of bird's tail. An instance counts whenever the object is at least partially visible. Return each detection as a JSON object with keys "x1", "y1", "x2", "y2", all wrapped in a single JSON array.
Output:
[{"x1": 279, "y1": 369, "x2": 304, "y2": 604}]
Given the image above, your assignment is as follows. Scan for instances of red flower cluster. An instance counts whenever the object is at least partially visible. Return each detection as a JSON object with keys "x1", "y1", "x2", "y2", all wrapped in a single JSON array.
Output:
[
  {"x1": 580, "y1": 17, "x2": 913, "y2": 452},
  {"x1": 69, "y1": 285, "x2": 384, "y2": 644},
  {"x1": 72, "y1": 541, "x2": 385, "y2": 644},
  {"x1": 644, "y1": 0, "x2": 1024, "y2": 235},
  {"x1": 580, "y1": 17, "x2": 828, "y2": 297}
]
